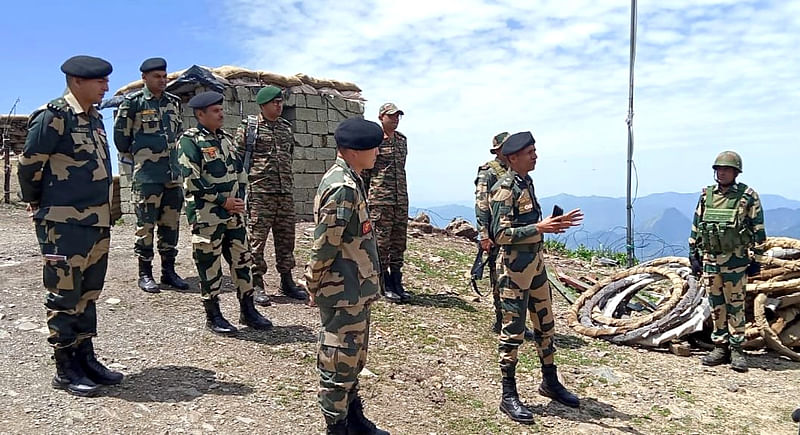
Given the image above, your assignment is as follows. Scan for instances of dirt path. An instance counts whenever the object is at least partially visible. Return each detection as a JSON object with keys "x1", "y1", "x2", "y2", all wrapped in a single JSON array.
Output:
[{"x1": 0, "y1": 204, "x2": 798, "y2": 434}]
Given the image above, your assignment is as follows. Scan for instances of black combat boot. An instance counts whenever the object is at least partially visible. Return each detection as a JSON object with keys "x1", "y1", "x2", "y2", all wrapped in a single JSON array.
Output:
[
  {"x1": 138, "y1": 258, "x2": 160, "y2": 293},
  {"x1": 539, "y1": 364, "x2": 580, "y2": 408},
  {"x1": 76, "y1": 339, "x2": 123, "y2": 385},
  {"x1": 160, "y1": 257, "x2": 189, "y2": 290},
  {"x1": 52, "y1": 347, "x2": 99, "y2": 397},
  {"x1": 381, "y1": 271, "x2": 402, "y2": 303},
  {"x1": 730, "y1": 346, "x2": 748, "y2": 373},
  {"x1": 279, "y1": 272, "x2": 308, "y2": 300},
  {"x1": 239, "y1": 292, "x2": 273, "y2": 330},
  {"x1": 390, "y1": 267, "x2": 412, "y2": 302},
  {"x1": 202, "y1": 298, "x2": 238, "y2": 335},
  {"x1": 499, "y1": 377, "x2": 534, "y2": 423},
  {"x1": 252, "y1": 276, "x2": 271, "y2": 306},
  {"x1": 701, "y1": 344, "x2": 730, "y2": 366},
  {"x1": 326, "y1": 420, "x2": 348, "y2": 435},
  {"x1": 347, "y1": 395, "x2": 390, "y2": 435}
]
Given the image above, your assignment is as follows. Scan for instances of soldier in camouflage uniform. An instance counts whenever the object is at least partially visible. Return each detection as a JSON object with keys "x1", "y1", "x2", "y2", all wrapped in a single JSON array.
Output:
[
  {"x1": 18, "y1": 56, "x2": 123, "y2": 396},
  {"x1": 177, "y1": 91, "x2": 272, "y2": 335},
  {"x1": 304, "y1": 118, "x2": 389, "y2": 435},
  {"x1": 114, "y1": 57, "x2": 189, "y2": 293},
  {"x1": 689, "y1": 151, "x2": 766, "y2": 372},
  {"x1": 475, "y1": 132, "x2": 534, "y2": 341},
  {"x1": 490, "y1": 132, "x2": 584, "y2": 423},
  {"x1": 362, "y1": 102, "x2": 410, "y2": 303},
  {"x1": 235, "y1": 85, "x2": 307, "y2": 305}
]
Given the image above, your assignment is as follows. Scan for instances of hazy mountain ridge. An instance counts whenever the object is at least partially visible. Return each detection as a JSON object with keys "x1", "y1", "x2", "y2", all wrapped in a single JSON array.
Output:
[{"x1": 411, "y1": 192, "x2": 800, "y2": 260}]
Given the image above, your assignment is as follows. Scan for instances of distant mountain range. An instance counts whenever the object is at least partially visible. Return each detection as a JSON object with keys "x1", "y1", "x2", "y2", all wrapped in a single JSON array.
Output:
[{"x1": 410, "y1": 192, "x2": 800, "y2": 260}]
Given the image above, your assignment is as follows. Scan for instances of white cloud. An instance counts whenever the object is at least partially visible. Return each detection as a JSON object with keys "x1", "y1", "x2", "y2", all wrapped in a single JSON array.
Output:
[{"x1": 223, "y1": 0, "x2": 799, "y2": 204}]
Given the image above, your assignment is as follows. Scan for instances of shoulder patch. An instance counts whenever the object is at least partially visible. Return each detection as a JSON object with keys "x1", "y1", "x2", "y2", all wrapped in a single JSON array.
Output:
[
  {"x1": 181, "y1": 128, "x2": 200, "y2": 138},
  {"x1": 492, "y1": 186, "x2": 513, "y2": 202},
  {"x1": 164, "y1": 91, "x2": 180, "y2": 101},
  {"x1": 125, "y1": 89, "x2": 144, "y2": 99},
  {"x1": 279, "y1": 117, "x2": 292, "y2": 127},
  {"x1": 497, "y1": 172, "x2": 515, "y2": 187},
  {"x1": 395, "y1": 131, "x2": 406, "y2": 140},
  {"x1": 47, "y1": 98, "x2": 68, "y2": 113}
]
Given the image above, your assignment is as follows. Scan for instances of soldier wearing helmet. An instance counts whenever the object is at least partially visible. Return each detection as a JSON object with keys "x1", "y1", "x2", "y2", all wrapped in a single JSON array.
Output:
[{"x1": 688, "y1": 150, "x2": 766, "y2": 372}]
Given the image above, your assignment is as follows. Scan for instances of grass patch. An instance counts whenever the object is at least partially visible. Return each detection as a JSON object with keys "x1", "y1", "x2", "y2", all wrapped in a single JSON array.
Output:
[
  {"x1": 675, "y1": 388, "x2": 696, "y2": 404},
  {"x1": 651, "y1": 405, "x2": 671, "y2": 417},
  {"x1": 444, "y1": 388, "x2": 485, "y2": 409}
]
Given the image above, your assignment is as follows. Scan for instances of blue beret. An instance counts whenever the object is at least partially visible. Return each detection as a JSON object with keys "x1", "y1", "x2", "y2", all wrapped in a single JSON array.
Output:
[
  {"x1": 140, "y1": 57, "x2": 167, "y2": 72},
  {"x1": 502, "y1": 131, "x2": 536, "y2": 156},
  {"x1": 60, "y1": 55, "x2": 112, "y2": 78},
  {"x1": 188, "y1": 91, "x2": 224, "y2": 109},
  {"x1": 334, "y1": 118, "x2": 384, "y2": 150}
]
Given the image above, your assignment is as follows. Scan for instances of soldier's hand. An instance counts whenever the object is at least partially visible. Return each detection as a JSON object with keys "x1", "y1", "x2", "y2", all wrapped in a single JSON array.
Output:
[
  {"x1": 223, "y1": 198, "x2": 245, "y2": 214},
  {"x1": 480, "y1": 238, "x2": 494, "y2": 252},
  {"x1": 536, "y1": 209, "x2": 583, "y2": 234},
  {"x1": 300, "y1": 279, "x2": 316, "y2": 307}
]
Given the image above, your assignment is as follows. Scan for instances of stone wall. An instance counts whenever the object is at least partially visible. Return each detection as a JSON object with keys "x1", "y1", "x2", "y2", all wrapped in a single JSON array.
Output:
[{"x1": 117, "y1": 86, "x2": 365, "y2": 220}]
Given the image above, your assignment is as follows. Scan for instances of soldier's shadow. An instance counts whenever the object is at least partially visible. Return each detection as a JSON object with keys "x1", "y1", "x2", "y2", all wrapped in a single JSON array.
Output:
[
  {"x1": 232, "y1": 324, "x2": 317, "y2": 345},
  {"x1": 404, "y1": 292, "x2": 478, "y2": 313},
  {"x1": 527, "y1": 397, "x2": 643, "y2": 435},
  {"x1": 107, "y1": 365, "x2": 253, "y2": 403},
  {"x1": 554, "y1": 333, "x2": 588, "y2": 350}
]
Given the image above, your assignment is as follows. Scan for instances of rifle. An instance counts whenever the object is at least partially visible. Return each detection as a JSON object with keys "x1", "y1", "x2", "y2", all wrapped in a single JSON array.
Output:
[{"x1": 470, "y1": 242, "x2": 490, "y2": 297}]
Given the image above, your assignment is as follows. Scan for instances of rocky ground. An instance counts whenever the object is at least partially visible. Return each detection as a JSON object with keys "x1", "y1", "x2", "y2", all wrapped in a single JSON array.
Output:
[{"x1": 1, "y1": 202, "x2": 799, "y2": 435}]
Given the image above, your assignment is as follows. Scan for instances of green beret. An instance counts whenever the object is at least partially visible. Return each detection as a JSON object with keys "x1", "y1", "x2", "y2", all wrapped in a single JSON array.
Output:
[{"x1": 256, "y1": 86, "x2": 283, "y2": 105}]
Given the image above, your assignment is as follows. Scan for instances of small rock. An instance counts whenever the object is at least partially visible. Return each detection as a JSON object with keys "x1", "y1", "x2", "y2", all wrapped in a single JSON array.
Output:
[
  {"x1": 8, "y1": 390, "x2": 18, "y2": 397},
  {"x1": 590, "y1": 366, "x2": 620, "y2": 384},
  {"x1": 36, "y1": 326, "x2": 49, "y2": 335},
  {"x1": 108, "y1": 363, "x2": 127, "y2": 370},
  {"x1": 726, "y1": 383, "x2": 739, "y2": 392},
  {"x1": 8, "y1": 304, "x2": 14, "y2": 308},
  {"x1": 454, "y1": 375, "x2": 466, "y2": 382},
  {"x1": 235, "y1": 416, "x2": 254, "y2": 424},
  {"x1": 202, "y1": 423, "x2": 215, "y2": 432},
  {"x1": 0, "y1": 329, "x2": 10, "y2": 339},
  {"x1": 17, "y1": 322, "x2": 38, "y2": 331},
  {"x1": 105, "y1": 298, "x2": 121, "y2": 305},
  {"x1": 0, "y1": 313, "x2": 6, "y2": 320},
  {"x1": 67, "y1": 411, "x2": 85, "y2": 421},
  {"x1": 361, "y1": 368, "x2": 377, "y2": 377}
]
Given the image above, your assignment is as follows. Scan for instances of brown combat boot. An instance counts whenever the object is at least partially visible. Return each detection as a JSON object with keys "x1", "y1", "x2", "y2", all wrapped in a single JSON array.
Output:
[{"x1": 701, "y1": 345, "x2": 730, "y2": 366}]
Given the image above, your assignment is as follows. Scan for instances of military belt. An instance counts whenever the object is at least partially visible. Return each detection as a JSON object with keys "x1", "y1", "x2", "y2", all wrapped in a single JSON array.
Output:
[{"x1": 503, "y1": 242, "x2": 542, "y2": 253}]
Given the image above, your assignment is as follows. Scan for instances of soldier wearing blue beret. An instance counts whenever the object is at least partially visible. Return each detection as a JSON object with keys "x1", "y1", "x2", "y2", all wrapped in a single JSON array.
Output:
[
  {"x1": 177, "y1": 91, "x2": 273, "y2": 335},
  {"x1": 490, "y1": 131, "x2": 585, "y2": 423},
  {"x1": 18, "y1": 55, "x2": 122, "y2": 396},
  {"x1": 114, "y1": 57, "x2": 189, "y2": 293},
  {"x1": 304, "y1": 118, "x2": 390, "y2": 434}
]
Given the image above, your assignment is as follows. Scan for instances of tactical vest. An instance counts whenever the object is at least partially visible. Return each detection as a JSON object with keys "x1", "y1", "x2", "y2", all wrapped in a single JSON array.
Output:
[
  {"x1": 487, "y1": 160, "x2": 507, "y2": 178},
  {"x1": 698, "y1": 184, "x2": 753, "y2": 255}
]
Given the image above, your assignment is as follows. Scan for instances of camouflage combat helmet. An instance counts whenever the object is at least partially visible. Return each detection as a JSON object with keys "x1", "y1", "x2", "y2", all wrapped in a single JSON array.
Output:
[
  {"x1": 491, "y1": 132, "x2": 510, "y2": 152},
  {"x1": 712, "y1": 151, "x2": 743, "y2": 172}
]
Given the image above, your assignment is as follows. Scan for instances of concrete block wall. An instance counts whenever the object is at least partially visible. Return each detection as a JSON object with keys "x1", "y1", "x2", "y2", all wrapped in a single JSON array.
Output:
[{"x1": 117, "y1": 84, "x2": 365, "y2": 221}]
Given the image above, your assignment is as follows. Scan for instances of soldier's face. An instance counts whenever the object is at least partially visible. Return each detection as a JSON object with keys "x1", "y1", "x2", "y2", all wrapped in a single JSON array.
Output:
[
  {"x1": 197, "y1": 104, "x2": 224, "y2": 131},
  {"x1": 380, "y1": 112, "x2": 401, "y2": 131},
  {"x1": 510, "y1": 145, "x2": 537, "y2": 173},
  {"x1": 715, "y1": 166, "x2": 738, "y2": 185},
  {"x1": 261, "y1": 98, "x2": 283, "y2": 121},
  {"x1": 142, "y1": 70, "x2": 168, "y2": 94},
  {"x1": 74, "y1": 77, "x2": 109, "y2": 105}
]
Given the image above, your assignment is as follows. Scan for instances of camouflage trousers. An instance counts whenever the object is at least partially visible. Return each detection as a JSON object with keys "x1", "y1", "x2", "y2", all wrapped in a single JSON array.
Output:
[
  {"x1": 191, "y1": 214, "x2": 253, "y2": 300},
  {"x1": 133, "y1": 182, "x2": 183, "y2": 261},
  {"x1": 370, "y1": 204, "x2": 408, "y2": 271},
  {"x1": 247, "y1": 192, "x2": 296, "y2": 287},
  {"x1": 497, "y1": 245, "x2": 555, "y2": 378},
  {"x1": 317, "y1": 303, "x2": 371, "y2": 425},
  {"x1": 488, "y1": 247, "x2": 501, "y2": 318},
  {"x1": 705, "y1": 255, "x2": 748, "y2": 347},
  {"x1": 35, "y1": 220, "x2": 110, "y2": 349}
]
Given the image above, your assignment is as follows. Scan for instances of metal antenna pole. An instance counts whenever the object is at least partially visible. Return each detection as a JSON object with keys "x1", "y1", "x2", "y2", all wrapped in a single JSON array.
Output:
[
  {"x1": 2, "y1": 98, "x2": 20, "y2": 204},
  {"x1": 625, "y1": 0, "x2": 637, "y2": 266}
]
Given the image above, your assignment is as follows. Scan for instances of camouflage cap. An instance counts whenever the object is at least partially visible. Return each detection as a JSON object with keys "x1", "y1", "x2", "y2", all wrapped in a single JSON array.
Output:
[
  {"x1": 491, "y1": 132, "x2": 510, "y2": 152},
  {"x1": 713, "y1": 150, "x2": 743, "y2": 172},
  {"x1": 256, "y1": 86, "x2": 283, "y2": 105},
  {"x1": 379, "y1": 102, "x2": 404, "y2": 116}
]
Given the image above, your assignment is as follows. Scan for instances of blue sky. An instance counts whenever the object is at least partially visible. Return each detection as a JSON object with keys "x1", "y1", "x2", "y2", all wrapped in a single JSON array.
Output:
[{"x1": 2, "y1": 0, "x2": 798, "y2": 206}]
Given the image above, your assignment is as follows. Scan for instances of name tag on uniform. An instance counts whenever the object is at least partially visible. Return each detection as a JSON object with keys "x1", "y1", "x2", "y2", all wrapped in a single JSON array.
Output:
[
  {"x1": 519, "y1": 194, "x2": 533, "y2": 212},
  {"x1": 202, "y1": 147, "x2": 217, "y2": 158},
  {"x1": 362, "y1": 220, "x2": 372, "y2": 234}
]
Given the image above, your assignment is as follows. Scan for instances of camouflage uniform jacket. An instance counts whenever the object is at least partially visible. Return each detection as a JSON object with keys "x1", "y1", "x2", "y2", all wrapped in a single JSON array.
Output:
[
  {"x1": 689, "y1": 182, "x2": 766, "y2": 260},
  {"x1": 113, "y1": 87, "x2": 183, "y2": 185},
  {"x1": 178, "y1": 125, "x2": 246, "y2": 227},
  {"x1": 18, "y1": 91, "x2": 112, "y2": 227},
  {"x1": 363, "y1": 131, "x2": 408, "y2": 206},
  {"x1": 490, "y1": 170, "x2": 544, "y2": 247},
  {"x1": 234, "y1": 114, "x2": 295, "y2": 194},
  {"x1": 304, "y1": 157, "x2": 381, "y2": 308},
  {"x1": 475, "y1": 158, "x2": 508, "y2": 242}
]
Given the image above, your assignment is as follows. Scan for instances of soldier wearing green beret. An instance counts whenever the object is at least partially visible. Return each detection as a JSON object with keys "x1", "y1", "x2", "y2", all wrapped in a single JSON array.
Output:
[
  {"x1": 178, "y1": 91, "x2": 273, "y2": 334},
  {"x1": 113, "y1": 57, "x2": 189, "y2": 293},
  {"x1": 689, "y1": 151, "x2": 766, "y2": 372},
  {"x1": 18, "y1": 55, "x2": 123, "y2": 396},
  {"x1": 235, "y1": 85, "x2": 307, "y2": 306},
  {"x1": 304, "y1": 118, "x2": 389, "y2": 435}
]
